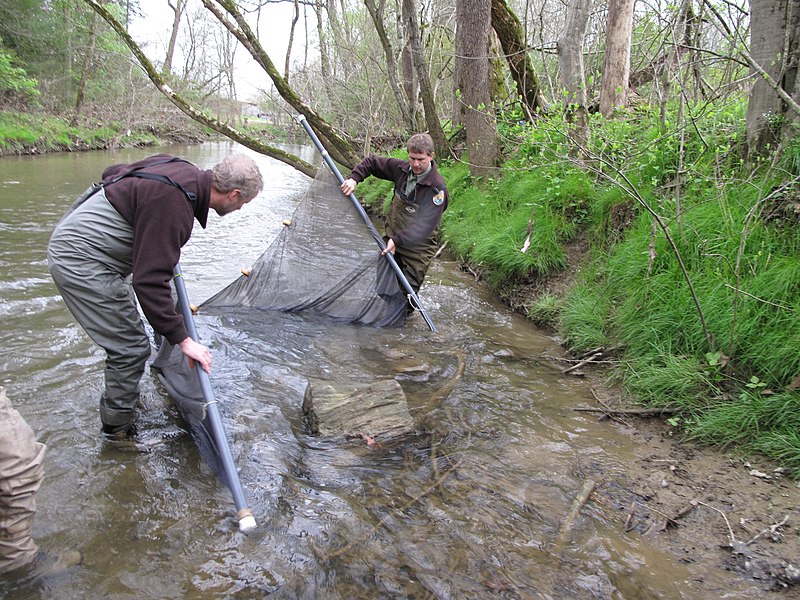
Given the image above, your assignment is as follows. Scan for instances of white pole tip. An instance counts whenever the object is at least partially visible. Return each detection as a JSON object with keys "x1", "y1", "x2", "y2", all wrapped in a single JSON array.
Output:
[{"x1": 238, "y1": 515, "x2": 257, "y2": 532}]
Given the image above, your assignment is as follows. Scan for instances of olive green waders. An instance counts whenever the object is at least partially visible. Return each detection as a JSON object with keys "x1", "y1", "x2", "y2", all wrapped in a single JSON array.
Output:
[
  {"x1": 0, "y1": 387, "x2": 45, "y2": 573},
  {"x1": 385, "y1": 190, "x2": 440, "y2": 295},
  {"x1": 47, "y1": 189, "x2": 151, "y2": 432}
]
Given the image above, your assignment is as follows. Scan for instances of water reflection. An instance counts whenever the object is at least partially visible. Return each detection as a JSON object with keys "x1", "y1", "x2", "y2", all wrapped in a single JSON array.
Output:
[{"x1": 0, "y1": 143, "x2": 763, "y2": 599}]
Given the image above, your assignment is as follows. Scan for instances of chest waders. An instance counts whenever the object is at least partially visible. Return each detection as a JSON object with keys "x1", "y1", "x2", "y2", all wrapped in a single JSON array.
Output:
[
  {"x1": 0, "y1": 387, "x2": 46, "y2": 574},
  {"x1": 47, "y1": 159, "x2": 197, "y2": 435},
  {"x1": 386, "y1": 189, "x2": 440, "y2": 294}
]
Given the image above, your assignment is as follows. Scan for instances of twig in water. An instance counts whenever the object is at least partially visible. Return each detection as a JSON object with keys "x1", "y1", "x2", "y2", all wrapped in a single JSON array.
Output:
[
  {"x1": 624, "y1": 502, "x2": 636, "y2": 532},
  {"x1": 557, "y1": 479, "x2": 597, "y2": 543},
  {"x1": 745, "y1": 515, "x2": 789, "y2": 546},
  {"x1": 325, "y1": 455, "x2": 464, "y2": 559},
  {"x1": 562, "y1": 349, "x2": 604, "y2": 374}
]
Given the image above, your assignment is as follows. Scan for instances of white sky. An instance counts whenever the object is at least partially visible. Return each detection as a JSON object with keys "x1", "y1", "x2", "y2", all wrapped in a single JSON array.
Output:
[{"x1": 129, "y1": 0, "x2": 310, "y2": 102}]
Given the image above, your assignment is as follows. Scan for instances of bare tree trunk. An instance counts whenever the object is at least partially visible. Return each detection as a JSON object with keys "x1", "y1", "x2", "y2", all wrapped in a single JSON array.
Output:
[
  {"x1": 164, "y1": 0, "x2": 186, "y2": 76},
  {"x1": 599, "y1": 0, "x2": 635, "y2": 117},
  {"x1": 455, "y1": 0, "x2": 499, "y2": 177},
  {"x1": 284, "y1": 0, "x2": 300, "y2": 82},
  {"x1": 83, "y1": 0, "x2": 319, "y2": 176},
  {"x1": 490, "y1": 0, "x2": 546, "y2": 119},
  {"x1": 746, "y1": 0, "x2": 800, "y2": 155},
  {"x1": 364, "y1": 0, "x2": 413, "y2": 130},
  {"x1": 72, "y1": 11, "x2": 98, "y2": 127},
  {"x1": 201, "y1": 0, "x2": 359, "y2": 167},
  {"x1": 557, "y1": 0, "x2": 591, "y2": 153},
  {"x1": 314, "y1": 0, "x2": 336, "y2": 102},
  {"x1": 401, "y1": 0, "x2": 450, "y2": 157},
  {"x1": 303, "y1": 4, "x2": 309, "y2": 71},
  {"x1": 400, "y1": 0, "x2": 423, "y2": 131}
]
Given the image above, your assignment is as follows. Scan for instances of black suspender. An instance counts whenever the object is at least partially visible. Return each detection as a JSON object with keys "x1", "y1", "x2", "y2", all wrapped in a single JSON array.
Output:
[{"x1": 106, "y1": 157, "x2": 197, "y2": 202}]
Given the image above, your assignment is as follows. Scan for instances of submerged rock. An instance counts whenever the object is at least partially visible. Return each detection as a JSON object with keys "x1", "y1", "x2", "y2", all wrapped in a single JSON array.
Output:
[{"x1": 302, "y1": 378, "x2": 415, "y2": 444}]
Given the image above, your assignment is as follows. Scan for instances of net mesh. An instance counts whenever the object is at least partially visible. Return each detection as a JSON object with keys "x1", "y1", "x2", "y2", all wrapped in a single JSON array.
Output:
[
  {"x1": 202, "y1": 167, "x2": 407, "y2": 325},
  {"x1": 151, "y1": 167, "x2": 407, "y2": 470}
]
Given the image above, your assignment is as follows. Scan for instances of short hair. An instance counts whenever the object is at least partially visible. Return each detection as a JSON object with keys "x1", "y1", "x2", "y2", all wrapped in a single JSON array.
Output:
[
  {"x1": 407, "y1": 133, "x2": 434, "y2": 156},
  {"x1": 212, "y1": 154, "x2": 264, "y2": 201}
]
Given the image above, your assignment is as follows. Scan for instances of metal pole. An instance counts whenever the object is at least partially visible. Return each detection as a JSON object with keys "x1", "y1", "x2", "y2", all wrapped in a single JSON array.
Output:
[
  {"x1": 294, "y1": 114, "x2": 437, "y2": 333},
  {"x1": 173, "y1": 263, "x2": 256, "y2": 532}
]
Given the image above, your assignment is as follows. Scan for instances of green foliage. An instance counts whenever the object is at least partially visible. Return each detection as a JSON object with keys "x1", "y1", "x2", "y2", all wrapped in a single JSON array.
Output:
[
  {"x1": 623, "y1": 353, "x2": 720, "y2": 409},
  {"x1": 0, "y1": 110, "x2": 156, "y2": 152},
  {"x1": 438, "y1": 152, "x2": 597, "y2": 288},
  {"x1": 0, "y1": 40, "x2": 40, "y2": 104},
  {"x1": 686, "y1": 390, "x2": 800, "y2": 476},
  {"x1": 0, "y1": 1, "x2": 138, "y2": 111},
  {"x1": 559, "y1": 280, "x2": 611, "y2": 351},
  {"x1": 751, "y1": 429, "x2": 800, "y2": 478}
]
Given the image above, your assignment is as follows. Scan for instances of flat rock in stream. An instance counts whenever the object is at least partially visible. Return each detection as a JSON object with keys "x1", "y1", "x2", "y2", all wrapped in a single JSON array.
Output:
[{"x1": 303, "y1": 378, "x2": 415, "y2": 443}]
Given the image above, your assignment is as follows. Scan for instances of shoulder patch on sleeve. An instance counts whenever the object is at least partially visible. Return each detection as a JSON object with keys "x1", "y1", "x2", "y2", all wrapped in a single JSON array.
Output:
[{"x1": 433, "y1": 189, "x2": 446, "y2": 206}]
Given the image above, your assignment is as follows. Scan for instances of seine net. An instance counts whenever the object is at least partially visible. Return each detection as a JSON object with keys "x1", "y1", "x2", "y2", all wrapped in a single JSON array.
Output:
[
  {"x1": 201, "y1": 167, "x2": 407, "y2": 324},
  {"x1": 151, "y1": 166, "x2": 407, "y2": 471}
]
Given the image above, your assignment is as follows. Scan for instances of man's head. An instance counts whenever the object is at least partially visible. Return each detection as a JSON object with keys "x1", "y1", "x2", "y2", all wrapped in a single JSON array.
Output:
[
  {"x1": 407, "y1": 133, "x2": 435, "y2": 176},
  {"x1": 210, "y1": 154, "x2": 264, "y2": 216}
]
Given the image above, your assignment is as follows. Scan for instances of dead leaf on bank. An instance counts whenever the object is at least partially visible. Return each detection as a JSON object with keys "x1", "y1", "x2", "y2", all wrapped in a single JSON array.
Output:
[{"x1": 787, "y1": 374, "x2": 800, "y2": 391}]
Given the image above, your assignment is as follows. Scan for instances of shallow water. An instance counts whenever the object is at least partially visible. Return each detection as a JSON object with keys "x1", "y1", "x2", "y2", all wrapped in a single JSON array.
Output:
[{"x1": 0, "y1": 142, "x2": 764, "y2": 598}]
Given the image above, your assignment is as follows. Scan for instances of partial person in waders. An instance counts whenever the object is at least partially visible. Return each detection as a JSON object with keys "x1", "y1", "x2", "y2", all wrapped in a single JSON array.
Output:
[
  {"x1": 0, "y1": 387, "x2": 82, "y2": 585},
  {"x1": 47, "y1": 154, "x2": 263, "y2": 441},
  {"x1": 340, "y1": 133, "x2": 448, "y2": 315}
]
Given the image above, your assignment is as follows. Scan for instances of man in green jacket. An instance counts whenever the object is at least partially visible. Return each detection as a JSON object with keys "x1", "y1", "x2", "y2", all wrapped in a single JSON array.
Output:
[{"x1": 340, "y1": 133, "x2": 448, "y2": 311}]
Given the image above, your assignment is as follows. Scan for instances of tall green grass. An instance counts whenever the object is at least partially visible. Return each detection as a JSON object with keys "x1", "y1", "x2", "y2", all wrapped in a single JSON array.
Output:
[
  {"x1": 434, "y1": 101, "x2": 800, "y2": 476},
  {"x1": 439, "y1": 154, "x2": 595, "y2": 287}
]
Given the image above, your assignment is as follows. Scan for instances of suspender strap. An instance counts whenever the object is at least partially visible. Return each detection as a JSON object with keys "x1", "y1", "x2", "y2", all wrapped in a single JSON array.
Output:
[
  {"x1": 106, "y1": 156, "x2": 198, "y2": 202},
  {"x1": 119, "y1": 171, "x2": 197, "y2": 202}
]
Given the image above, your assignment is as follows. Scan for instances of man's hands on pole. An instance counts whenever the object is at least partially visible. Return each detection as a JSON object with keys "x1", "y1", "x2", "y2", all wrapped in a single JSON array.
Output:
[
  {"x1": 340, "y1": 177, "x2": 357, "y2": 196},
  {"x1": 179, "y1": 337, "x2": 212, "y2": 372},
  {"x1": 381, "y1": 239, "x2": 396, "y2": 255},
  {"x1": 340, "y1": 178, "x2": 396, "y2": 255}
]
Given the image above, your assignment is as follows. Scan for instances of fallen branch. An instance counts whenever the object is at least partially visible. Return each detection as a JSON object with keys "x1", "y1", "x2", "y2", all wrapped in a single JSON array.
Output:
[
  {"x1": 589, "y1": 389, "x2": 632, "y2": 427},
  {"x1": 562, "y1": 349, "x2": 604, "y2": 374},
  {"x1": 671, "y1": 501, "x2": 698, "y2": 522},
  {"x1": 557, "y1": 479, "x2": 596, "y2": 543},
  {"x1": 697, "y1": 500, "x2": 738, "y2": 546},
  {"x1": 542, "y1": 354, "x2": 618, "y2": 365},
  {"x1": 746, "y1": 515, "x2": 789, "y2": 546},
  {"x1": 577, "y1": 346, "x2": 605, "y2": 359}
]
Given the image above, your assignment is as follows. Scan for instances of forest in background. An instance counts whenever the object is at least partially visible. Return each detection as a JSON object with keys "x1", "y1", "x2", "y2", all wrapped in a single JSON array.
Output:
[{"x1": 2, "y1": 0, "x2": 800, "y2": 476}]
